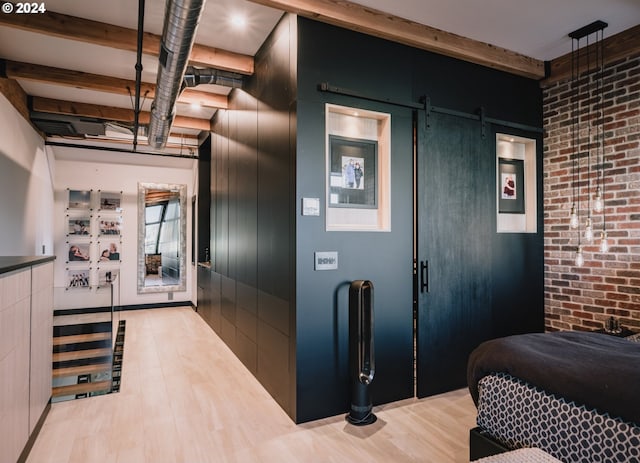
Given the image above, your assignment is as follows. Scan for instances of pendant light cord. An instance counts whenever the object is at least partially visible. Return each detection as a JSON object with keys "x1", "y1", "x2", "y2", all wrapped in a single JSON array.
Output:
[
  {"x1": 598, "y1": 28, "x2": 607, "y2": 236},
  {"x1": 574, "y1": 36, "x2": 581, "y2": 247},
  {"x1": 586, "y1": 35, "x2": 592, "y2": 218}
]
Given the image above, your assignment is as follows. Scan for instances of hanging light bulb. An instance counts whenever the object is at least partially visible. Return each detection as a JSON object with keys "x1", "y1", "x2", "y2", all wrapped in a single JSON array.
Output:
[
  {"x1": 569, "y1": 205, "x2": 579, "y2": 229},
  {"x1": 593, "y1": 186, "x2": 603, "y2": 213},
  {"x1": 575, "y1": 246, "x2": 584, "y2": 267},
  {"x1": 584, "y1": 217, "x2": 593, "y2": 243},
  {"x1": 599, "y1": 231, "x2": 609, "y2": 253}
]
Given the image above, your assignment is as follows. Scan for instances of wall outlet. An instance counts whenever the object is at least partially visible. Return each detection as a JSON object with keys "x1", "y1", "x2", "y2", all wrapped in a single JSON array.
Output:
[{"x1": 315, "y1": 251, "x2": 338, "y2": 271}]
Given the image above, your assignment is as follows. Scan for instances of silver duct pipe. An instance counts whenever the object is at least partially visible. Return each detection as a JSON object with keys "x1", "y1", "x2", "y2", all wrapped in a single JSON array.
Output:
[
  {"x1": 183, "y1": 66, "x2": 243, "y2": 89},
  {"x1": 148, "y1": 0, "x2": 206, "y2": 149}
]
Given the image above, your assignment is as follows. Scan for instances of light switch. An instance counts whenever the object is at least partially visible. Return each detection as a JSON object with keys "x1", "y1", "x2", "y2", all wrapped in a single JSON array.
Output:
[{"x1": 302, "y1": 197, "x2": 320, "y2": 216}]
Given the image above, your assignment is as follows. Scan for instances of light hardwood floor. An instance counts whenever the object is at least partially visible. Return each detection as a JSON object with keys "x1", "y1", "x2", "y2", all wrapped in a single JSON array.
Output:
[{"x1": 27, "y1": 307, "x2": 478, "y2": 463}]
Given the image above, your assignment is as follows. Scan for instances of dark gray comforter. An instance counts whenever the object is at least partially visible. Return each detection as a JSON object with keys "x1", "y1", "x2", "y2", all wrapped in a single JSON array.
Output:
[{"x1": 467, "y1": 331, "x2": 640, "y2": 424}]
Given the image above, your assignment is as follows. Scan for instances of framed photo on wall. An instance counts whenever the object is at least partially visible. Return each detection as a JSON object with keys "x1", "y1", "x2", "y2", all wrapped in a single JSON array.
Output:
[
  {"x1": 98, "y1": 217, "x2": 122, "y2": 236},
  {"x1": 98, "y1": 190, "x2": 123, "y2": 212},
  {"x1": 328, "y1": 135, "x2": 378, "y2": 209},
  {"x1": 498, "y1": 158, "x2": 525, "y2": 214},
  {"x1": 97, "y1": 267, "x2": 119, "y2": 288},
  {"x1": 67, "y1": 189, "x2": 91, "y2": 211},
  {"x1": 97, "y1": 240, "x2": 121, "y2": 263},
  {"x1": 67, "y1": 242, "x2": 91, "y2": 263},
  {"x1": 66, "y1": 268, "x2": 90, "y2": 289},
  {"x1": 66, "y1": 216, "x2": 91, "y2": 236}
]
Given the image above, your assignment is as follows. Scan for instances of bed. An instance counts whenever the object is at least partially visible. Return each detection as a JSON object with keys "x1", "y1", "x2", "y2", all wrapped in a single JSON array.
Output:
[{"x1": 467, "y1": 331, "x2": 640, "y2": 462}]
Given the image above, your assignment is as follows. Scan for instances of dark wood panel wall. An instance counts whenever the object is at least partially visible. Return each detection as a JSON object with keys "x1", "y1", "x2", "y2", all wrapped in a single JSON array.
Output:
[
  {"x1": 294, "y1": 18, "x2": 544, "y2": 422},
  {"x1": 202, "y1": 15, "x2": 298, "y2": 419},
  {"x1": 200, "y1": 14, "x2": 544, "y2": 424},
  {"x1": 294, "y1": 19, "x2": 416, "y2": 422},
  {"x1": 197, "y1": 136, "x2": 211, "y2": 264}
]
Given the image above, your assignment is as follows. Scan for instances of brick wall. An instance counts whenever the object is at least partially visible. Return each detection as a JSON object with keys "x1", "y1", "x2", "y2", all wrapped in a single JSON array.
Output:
[{"x1": 543, "y1": 51, "x2": 640, "y2": 333}]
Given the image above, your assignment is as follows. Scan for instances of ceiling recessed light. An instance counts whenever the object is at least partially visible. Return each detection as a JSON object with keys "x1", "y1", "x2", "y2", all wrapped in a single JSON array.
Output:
[
  {"x1": 190, "y1": 102, "x2": 202, "y2": 110},
  {"x1": 230, "y1": 14, "x2": 247, "y2": 28}
]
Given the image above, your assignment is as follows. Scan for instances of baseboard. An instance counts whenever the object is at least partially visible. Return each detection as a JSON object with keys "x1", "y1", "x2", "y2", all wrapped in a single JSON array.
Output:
[
  {"x1": 18, "y1": 400, "x2": 51, "y2": 463},
  {"x1": 469, "y1": 427, "x2": 510, "y2": 461},
  {"x1": 54, "y1": 301, "x2": 196, "y2": 317},
  {"x1": 54, "y1": 306, "x2": 112, "y2": 316},
  {"x1": 115, "y1": 301, "x2": 196, "y2": 311}
]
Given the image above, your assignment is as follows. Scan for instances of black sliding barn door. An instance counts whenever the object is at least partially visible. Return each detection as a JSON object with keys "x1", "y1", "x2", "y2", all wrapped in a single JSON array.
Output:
[{"x1": 415, "y1": 111, "x2": 494, "y2": 397}]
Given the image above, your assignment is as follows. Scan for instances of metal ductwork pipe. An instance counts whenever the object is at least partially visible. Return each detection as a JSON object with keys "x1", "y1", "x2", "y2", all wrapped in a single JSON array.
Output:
[
  {"x1": 148, "y1": 0, "x2": 206, "y2": 149},
  {"x1": 183, "y1": 66, "x2": 244, "y2": 89}
]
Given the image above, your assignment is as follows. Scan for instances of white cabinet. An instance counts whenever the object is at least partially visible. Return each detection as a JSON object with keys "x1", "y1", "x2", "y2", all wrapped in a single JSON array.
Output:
[
  {"x1": 0, "y1": 258, "x2": 54, "y2": 463},
  {"x1": 29, "y1": 262, "x2": 54, "y2": 433}
]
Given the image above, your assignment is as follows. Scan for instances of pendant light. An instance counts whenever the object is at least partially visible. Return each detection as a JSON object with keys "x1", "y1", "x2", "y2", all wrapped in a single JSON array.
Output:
[
  {"x1": 568, "y1": 20, "x2": 608, "y2": 268},
  {"x1": 575, "y1": 246, "x2": 585, "y2": 267}
]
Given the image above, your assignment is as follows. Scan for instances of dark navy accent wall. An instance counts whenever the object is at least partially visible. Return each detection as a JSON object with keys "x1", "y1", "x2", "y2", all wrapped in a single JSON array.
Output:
[
  {"x1": 295, "y1": 21, "x2": 416, "y2": 423},
  {"x1": 208, "y1": 14, "x2": 297, "y2": 419},
  {"x1": 411, "y1": 53, "x2": 542, "y2": 126},
  {"x1": 489, "y1": 125, "x2": 545, "y2": 338},
  {"x1": 294, "y1": 18, "x2": 542, "y2": 422},
  {"x1": 203, "y1": 14, "x2": 543, "y2": 424},
  {"x1": 197, "y1": 136, "x2": 211, "y2": 264}
]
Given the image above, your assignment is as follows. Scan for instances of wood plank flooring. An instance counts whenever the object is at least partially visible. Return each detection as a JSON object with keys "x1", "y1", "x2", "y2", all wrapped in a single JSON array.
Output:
[{"x1": 27, "y1": 307, "x2": 478, "y2": 463}]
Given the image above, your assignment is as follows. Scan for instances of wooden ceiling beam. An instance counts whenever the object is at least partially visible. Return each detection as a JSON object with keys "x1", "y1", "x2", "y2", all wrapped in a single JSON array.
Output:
[
  {"x1": 3, "y1": 60, "x2": 228, "y2": 109},
  {"x1": 248, "y1": 0, "x2": 544, "y2": 79},
  {"x1": 0, "y1": 76, "x2": 30, "y2": 121},
  {"x1": 0, "y1": 7, "x2": 254, "y2": 75},
  {"x1": 32, "y1": 96, "x2": 212, "y2": 131},
  {"x1": 542, "y1": 24, "x2": 640, "y2": 87}
]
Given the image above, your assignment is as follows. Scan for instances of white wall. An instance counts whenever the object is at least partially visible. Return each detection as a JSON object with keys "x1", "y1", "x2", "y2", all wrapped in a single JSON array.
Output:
[
  {"x1": 52, "y1": 147, "x2": 197, "y2": 308},
  {"x1": 0, "y1": 94, "x2": 54, "y2": 256}
]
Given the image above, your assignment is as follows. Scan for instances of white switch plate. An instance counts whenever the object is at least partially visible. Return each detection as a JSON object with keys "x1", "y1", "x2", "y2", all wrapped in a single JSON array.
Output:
[
  {"x1": 315, "y1": 251, "x2": 338, "y2": 270},
  {"x1": 302, "y1": 197, "x2": 320, "y2": 216}
]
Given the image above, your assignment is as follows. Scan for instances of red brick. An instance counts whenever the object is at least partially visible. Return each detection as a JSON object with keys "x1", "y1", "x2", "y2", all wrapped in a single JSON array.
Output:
[{"x1": 544, "y1": 54, "x2": 639, "y2": 332}]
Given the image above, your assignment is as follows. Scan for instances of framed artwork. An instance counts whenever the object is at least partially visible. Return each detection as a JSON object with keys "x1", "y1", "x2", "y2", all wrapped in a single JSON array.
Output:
[
  {"x1": 97, "y1": 268, "x2": 119, "y2": 288},
  {"x1": 98, "y1": 190, "x2": 123, "y2": 212},
  {"x1": 66, "y1": 268, "x2": 90, "y2": 289},
  {"x1": 67, "y1": 216, "x2": 91, "y2": 236},
  {"x1": 67, "y1": 189, "x2": 91, "y2": 211},
  {"x1": 98, "y1": 217, "x2": 122, "y2": 236},
  {"x1": 97, "y1": 241, "x2": 121, "y2": 263},
  {"x1": 328, "y1": 135, "x2": 378, "y2": 209},
  {"x1": 67, "y1": 242, "x2": 91, "y2": 263},
  {"x1": 498, "y1": 158, "x2": 525, "y2": 214}
]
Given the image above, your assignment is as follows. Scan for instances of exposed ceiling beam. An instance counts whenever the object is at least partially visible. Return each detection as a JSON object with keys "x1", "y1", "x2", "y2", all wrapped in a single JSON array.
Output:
[
  {"x1": 0, "y1": 76, "x2": 30, "y2": 121},
  {"x1": 542, "y1": 24, "x2": 640, "y2": 87},
  {"x1": 248, "y1": 0, "x2": 544, "y2": 79},
  {"x1": 0, "y1": 7, "x2": 254, "y2": 75},
  {"x1": 32, "y1": 96, "x2": 212, "y2": 131},
  {"x1": 2, "y1": 60, "x2": 228, "y2": 109}
]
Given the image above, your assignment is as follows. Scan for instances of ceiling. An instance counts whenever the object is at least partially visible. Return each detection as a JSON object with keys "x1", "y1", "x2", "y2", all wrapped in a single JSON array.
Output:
[
  {"x1": 351, "y1": 0, "x2": 639, "y2": 61},
  {"x1": 0, "y1": 0, "x2": 638, "y2": 155}
]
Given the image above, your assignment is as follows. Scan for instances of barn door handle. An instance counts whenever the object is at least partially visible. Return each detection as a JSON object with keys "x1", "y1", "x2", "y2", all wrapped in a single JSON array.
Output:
[{"x1": 420, "y1": 260, "x2": 429, "y2": 293}]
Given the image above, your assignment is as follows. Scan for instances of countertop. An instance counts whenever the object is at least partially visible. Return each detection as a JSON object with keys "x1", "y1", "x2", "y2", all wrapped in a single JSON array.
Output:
[{"x1": 0, "y1": 256, "x2": 56, "y2": 275}]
